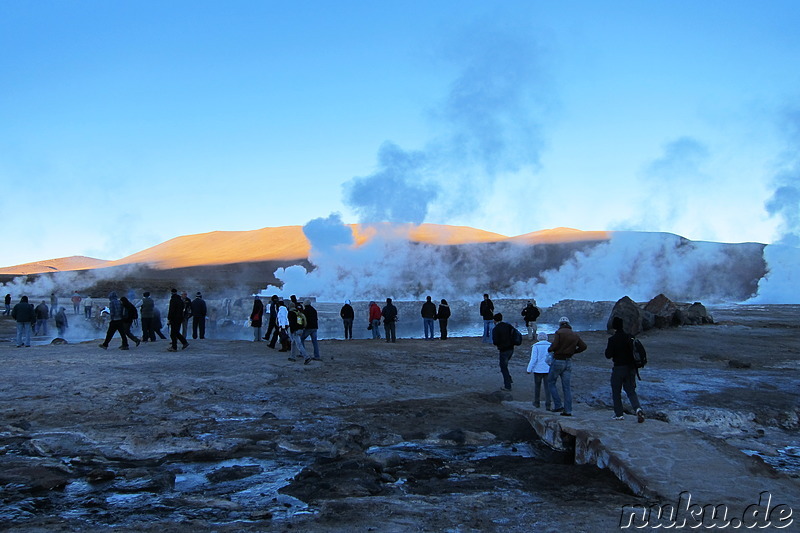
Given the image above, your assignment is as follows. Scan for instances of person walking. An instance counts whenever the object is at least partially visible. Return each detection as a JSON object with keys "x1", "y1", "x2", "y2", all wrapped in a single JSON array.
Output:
[
  {"x1": 527, "y1": 332, "x2": 552, "y2": 409},
  {"x1": 180, "y1": 292, "x2": 192, "y2": 338},
  {"x1": 99, "y1": 292, "x2": 133, "y2": 350},
  {"x1": 4, "y1": 293, "x2": 11, "y2": 316},
  {"x1": 480, "y1": 294, "x2": 494, "y2": 343},
  {"x1": 421, "y1": 296, "x2": 436, "y2": 340},
  {"x1": 264, "y1": 295, "x2": 279, "y2": 342},
  {"x1": 191, "y1": 292, "x2": 207, "y2": 339},
  {"x1": 276, "y1": 300, "x2": 290, "y2": 351},
  {"x1": 287, "y1": 303, "x2": 310, "y2": 363},
  {"x1": 152, "y1": 305, "x2": 168, "y2": 340},
  {"x1": 340, "y1": 299, "x2": 355, "y2": 339},
  {"x1": 605, "y1": 317, "x2": 646, "y2": 422},
  {"x1": 11, "y1": 296, "x2": 35, "y2": 347},
  {"x1": 437, "y1": 299, "x2": 451, "y2": 340},
  {"x1": 140, "y1": 292, "x2": 156, "y2": 342},
  {"x1": 492, "y1": 313, "x2": 521, "y2": 391},
  {"x1": 368, "y1": 300, "x2": 381, "y2": 339},
  {"x1": 521, "y1": 300, "x2": 540, "y2": 340},
  {"x1": 119, "y1": 296, "x2": 142, "y2": 347},
  {"x1": 167, "y1": 289, "x2": 189, "y2": 352},
  {"x1": 382, "y1": 298, "x2": 398, "y2": 343},
  {"x1": 34, "y1": 300, "x2": 49, "y2": 336},
  {"x1": 547, "y1": 316, "x2": 587, "y2": 416}
]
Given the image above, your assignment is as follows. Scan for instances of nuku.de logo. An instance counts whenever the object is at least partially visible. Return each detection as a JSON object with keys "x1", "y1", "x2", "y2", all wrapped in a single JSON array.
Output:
[{"x1": 619, "y1": 491, "x2": 793, "y2": 529}]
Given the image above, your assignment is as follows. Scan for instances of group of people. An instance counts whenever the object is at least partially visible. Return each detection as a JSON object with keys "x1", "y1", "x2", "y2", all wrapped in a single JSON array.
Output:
[
  {"x1": 250, "y1": 295, "x2": 322, "y2": 365},
  {"x1": 493, "y1": 312, "x2": 645, "y2": 422}
]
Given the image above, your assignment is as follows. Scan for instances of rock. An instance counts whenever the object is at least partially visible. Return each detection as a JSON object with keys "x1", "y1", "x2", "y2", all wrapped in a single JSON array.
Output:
[
  {"x1": 728, "y1": 359, "x2": 752, "y2": 369},
  {"x1": 0, "y1": 465, "x2": 71, "y2": 492},
  {"x1": 607, "y1": 296, "x2": 645, "y2": 335},
  {"x1": 86, "y1": 469, "x2": 116, "y2": 483},
  {"x1": 643, "y1": 294, "x2": 682, "y2": 329},
  {"x1": 50, "y1": 338, "x2": 68, "y2": 345},
  {"x1": 206, "y1": 464, "x2": 262, "y2": 483},
  {"x1": 684, "y1": 302, "x2": 714, "y2": 325}
]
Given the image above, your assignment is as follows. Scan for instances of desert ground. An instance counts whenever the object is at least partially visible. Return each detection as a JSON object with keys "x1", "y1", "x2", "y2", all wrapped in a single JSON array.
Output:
[{"x1": 0, "y1": 302, "x2": 798, "y2": 532}]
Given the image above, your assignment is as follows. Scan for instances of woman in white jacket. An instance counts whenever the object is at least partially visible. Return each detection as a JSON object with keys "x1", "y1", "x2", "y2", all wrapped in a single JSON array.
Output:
[{"x1": 527, "y1": 332, "x2": 552, "y2": 409}]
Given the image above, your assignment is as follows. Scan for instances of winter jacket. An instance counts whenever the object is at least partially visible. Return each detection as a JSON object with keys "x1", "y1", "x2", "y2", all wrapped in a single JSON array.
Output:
[
  {"x1": 548, "y1": 325, "x2": 587, "y2": 360},
  {"x1": 368, "y1": 303, "x2": 381, "y2": 322},
  {"x1": 167, "y1": 293, "x2": 184, "y2": 324},
  {"x1": 480, "y1": 299, "x2": 494, "y2": 320},
  {"x1": 277, "y1": 306, "x2": 289, "y2": 328},
  {"x1": 250, "y1": 299, "x2": 264, "y2": 328},
  {"x1": 421, "y1": 301, "x2": 437, "y2": 319},
  {"x1": 35, "y1": 303, "x2": 49, "y2": 319},
  {"x1": 304, "y1": 305, "x2": 319, "y2": 329},
  {"x1": 521, "y1": 304, "x2": 540, "y2": 324},
  {"x1": 437, "y1": 303, "x2": 451, "y2": 321},
  {"x1": 191, "y1": 297, "x2": 207, "y2": 318},
  {"x1": 108, "y1": 293, "x2": 124, "y2": 321},
  {"x1": 140, "y1": 296, "x2": 155, "y2": 319},
  {"x1": 605, "y1": 329, "x2": 635, "y2": 367},
  {"x1": 492, "y1": 321, "x2": 516, "y2": 351},
  {"x1": 11, "y1": 299, "x2": 35, "y2": 323},
  {"x1": 527, "y1": 341, "x2": 552, "y2": 373},
  {"x1": 382, "y1": 303, "x2": 398, "y2": 323},
  {"x1": 341, "y1": 303, "x2": 355, "y2": 320}
]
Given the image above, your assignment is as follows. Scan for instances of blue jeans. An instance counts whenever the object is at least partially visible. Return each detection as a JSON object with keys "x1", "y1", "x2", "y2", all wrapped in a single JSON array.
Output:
[
  {"x1": 423, "y1": 318, "x2": 435, "y2": 339},
  {"x1": 371, "y1": 319, "x2": 381, "y2": 339},
  {"x1": 548, "y1": 359, "x2": 573, "y2": 413},
  {"x1": 384, "y1": 320, "x2": 396, "y2": 342},
  {"x1": 16, "y1": 322, "x2": 32, "y2": 346},
  {"x1": 499, "y1": 349, "x2": 514, "y2": 389},
  {"x1": 301, "y1": 328, "x2": 320, "y2": 358},
  {"x1": 291, "y1": 330, "x2": 308, "y2": 358},
  {"x1": 35, "y1": 318, "x2": 48, "y2": 336},
  {"x1": 343, "y1": 319, "x2": 353, "y2": 339},
  {"x1": 611, "y1": 365, "x2": 641, "y2": 417},
  {"x1": 482, "y1": 320, "x2": 494, "y2": 343}
]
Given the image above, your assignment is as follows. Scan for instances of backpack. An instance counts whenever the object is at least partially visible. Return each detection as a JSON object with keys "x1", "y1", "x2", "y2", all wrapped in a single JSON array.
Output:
[
  {"x1": 632, "y1": 337, "x2": 647, "y2": 369},
  {"x1": 512, "y1": 326, "x2": 523, "y2": 346},
  {"x1": 531, "y1": 306, "x2": 540, "y2": 320},
  {"x1": 295, "y1": 311, "x2": 307, "y2": 328}
]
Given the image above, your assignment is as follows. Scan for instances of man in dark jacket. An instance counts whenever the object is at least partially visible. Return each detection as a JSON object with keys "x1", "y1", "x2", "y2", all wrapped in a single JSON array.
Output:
[
  {"x1": 547, "y1": 316, "x2": 587, "y2": 416},
  {"x1": 167, "y1": 289, "x2": 189, "y2": 352},
  {"x1": 421, "y1": 296, "x2": 437, "y2": 340},
  {"x1": 12, "y1": 296, "x2": 35, "y2": 347},
  {"x1": 521, "y1": 301, "x2": 540, "y2": 340},
  {"x1": 492, "y1": 313, "x2": 517, "y2": 391},
  {"x1": 437, "y1": 299, "x2": 451, "y2": 340},
  {"x1": 605, "y1": 317, "x2": 645, "y2": 422},
  {"x1": 100, "y1": 292, "x2": 133, "y2": 350},
  {"x1": 287, "y1": 303, "x2": 309, "y2": 363},
  {"x1": 191, "y1": 292, "x2": 208, "y2": 340},
  {"x1": 34, "y1": 300, "x2": 49, "y2": 336},
  {"x1": 265, "y1": 295, "x2": 279, "y2": 343},
  {"x1": 140, "y1": 292, "x2": 156, "y2": 342},
  {"x1": 382, "y1": 298, "x2": 398, "y2": 343},
  {"x1": 340, "y1": 300, "x2": 355, "y2": 340},
  {"x1": 480, "y1": 294, "x2": 494, "y2": 343},
  {"x1": 301, "y1": 300, "x2": 321, "y2": 360}
]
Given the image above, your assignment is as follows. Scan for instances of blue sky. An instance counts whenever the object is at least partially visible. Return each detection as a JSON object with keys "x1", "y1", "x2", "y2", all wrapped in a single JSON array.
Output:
[{"x1": 2, "y1": 0, "x2": 800, "y2": 267}]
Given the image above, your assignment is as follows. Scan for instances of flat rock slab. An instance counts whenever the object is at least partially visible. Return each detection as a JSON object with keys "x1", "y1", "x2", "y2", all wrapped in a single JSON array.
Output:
[{"x1": 507, "y1": 402, "x2": 800, "y2": 515}]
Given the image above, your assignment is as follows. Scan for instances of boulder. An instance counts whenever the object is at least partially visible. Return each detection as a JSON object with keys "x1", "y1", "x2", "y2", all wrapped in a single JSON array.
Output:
[
  {"x1": 644, "y1": 294, "x2": 682, "y2": 329},
  {"x1": 684, "y1": 302, "x2": 714, "y2": 325},
  {"x1": 607, "y1": 296, "x2": 645, "y2": 336}
]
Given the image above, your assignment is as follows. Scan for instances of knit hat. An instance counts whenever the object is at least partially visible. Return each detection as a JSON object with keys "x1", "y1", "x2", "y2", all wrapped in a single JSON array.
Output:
[
  {"x1": 537, "y1": 332, "x2": 548, "y2": 341},
  {"x1": 559, "y1": 316, "x2": 570, "y2": 325}
]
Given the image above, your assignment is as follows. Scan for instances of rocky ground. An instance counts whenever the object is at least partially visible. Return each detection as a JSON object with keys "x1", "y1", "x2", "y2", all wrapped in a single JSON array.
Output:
[{"x1": 0, "y1": 303, "x2": 798, "y2": 532}]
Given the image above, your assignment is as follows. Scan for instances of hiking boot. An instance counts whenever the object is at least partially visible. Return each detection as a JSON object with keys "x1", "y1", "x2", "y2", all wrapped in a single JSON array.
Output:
[
  {"x1": 636, "y1": 408, "x2": 645, "y2": 423},
  {"x1": 134, "y1": 338, "x2": 141, "y2": 347},
  {"x1": 303, "y1": 358, "x2": 312, "y2": 365},
  {"x1": 99, "y1": 344, "x2": 108, "y2": 350},
  {"x1": 167, "y1": 347, "x2": 178, "y2": 352},
  {"x1": 560, "y1": 412, "x2": 572, "y2": 417},
  {"x1": 287, "y1": 357, "x2": 297, "y2": 362},
  {"x1": 533, "y1": 402, "x2": 541, "y2": 408},
  {"x1": 181, "y1": 344, "x2": 189, "y2": 350},
  {"x1": 119, "y1": 345, "x2": 129, "y2": 350},
  {"x1": 612, "y1": 415, "x2": 625, "y2": 420},
  {"x1": 550, "y1": 407, "x2": 564, "y2": 413}
]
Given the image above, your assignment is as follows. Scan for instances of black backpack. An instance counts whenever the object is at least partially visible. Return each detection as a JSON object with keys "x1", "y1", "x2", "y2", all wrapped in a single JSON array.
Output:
[
  {"x1": 512, "y1": 326, "x2": 523, "y2": 346},
  {"x1": 632, "y1": 337, "x2": 647, "y2": 369}
]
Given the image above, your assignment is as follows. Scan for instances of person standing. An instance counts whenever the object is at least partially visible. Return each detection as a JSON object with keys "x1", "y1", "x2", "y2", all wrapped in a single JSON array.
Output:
[
  {"x1": 421, "y1": 296, "x2": 436, "y2": 340},
  {"x1": 71, "y1": 292, "x2": 82, "y2": 314},
  {"x1": 83, "y1": 295, "x2": 93, "y2": 319},
  {"x1": 50, "y1": 292, "x2": 58, "y2": 318},
  {"x1": 99, "y1": 292, "x2": 133, "y2": 350},
  {"x1": 55, "y1": 307, "x2": 69, "y2": 337},
  {"x1": 250, "y1": 296, "x2": 264, "y2": 341},
  {"x1": 4, "y1": 293, "x2": 11, "y2": 316},
  {"x1": 301, "y1": 300, "x2": 321, "y2": 360},
  {"x1": 492, "y1": 313, "x2": 520, "y2": 391},
  {"x1": 276, "y1": 300, "x2": 290, "y2": 351},
  {"x1": 382, "y1": 298, "x2": 398, "y2": 343},
  {"x1": 340, "y1": 299, "x2": 355, "y2": 339},
  {"x1": 191, "y1": 292, "x2": 207, "y2": 339},
  {"x1": 167, "y1": 289, "x2": 189, "y2": 352},
  {"x1": 12, "y1": 296, "x2": 35, "y2": 347},
  {"x1": 521, "y1": 300, "x2": 540, "y2": 340},
  {"x1": 527, "y1": 332, "x2": 552, "y2": 409},
  {"x1": 547, "y1": 316, "x2": 587, "y2": 416},
  {"x1": 437, "y1": 299, "x2": 451, "y2": 340},
  {"x1": 287, "y1": 303, "x2": 310, "y2": 363},
  {"x1": 605, "y1": 317, "x2": 646, "y2": 422},
  {"x1": 140, "y1": 292, "x2": 156, "y2": 342},
  {"x1": 264, "y1": 295, "x2": 279, "y2": 342},
  {"x1": 480, "y1": 294, "x2": 495, "y2": 343},
  {"x1": 34, "y1": 300, "x2": 49, "y2": 336},
  {"x1": 180, "y1": 292, "x2": 192, "y2": 338},
  {"x1": 368, "y1": 300, "x2": 381, "y2": 339}
]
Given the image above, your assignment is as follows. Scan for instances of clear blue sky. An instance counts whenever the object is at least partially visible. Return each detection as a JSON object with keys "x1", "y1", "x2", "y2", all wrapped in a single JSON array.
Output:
[{"x1": 2, "y1": 0, "x2": 799, "y2": 266}]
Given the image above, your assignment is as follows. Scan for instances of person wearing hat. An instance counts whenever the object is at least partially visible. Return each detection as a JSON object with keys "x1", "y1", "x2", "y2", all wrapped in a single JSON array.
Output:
[
  {"x1": 547, "y1": 316, "x2": 587, "y2": 416},
  {"x1": 527, "y1": 331, "x2": 552, "y2": 409},
  {"x1": 191, "y1": 292, "x2": 207, "y2": 340}
]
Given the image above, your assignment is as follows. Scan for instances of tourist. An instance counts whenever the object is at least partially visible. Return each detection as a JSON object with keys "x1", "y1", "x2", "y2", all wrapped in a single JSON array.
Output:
[
  {"x1": 181, "y1": 292, "x2": 192, "y2": 338},
  {"x1": 521, "y1": 300, "x2": 540, "y2": 340},
  {"x1": 119, "y1": 296, "x2": 142, "y2": 347},
  {"x1": 368, "y1": 300, "x2": 381, "y2": 339},
  {"x1": 11, "y1": 296, "x2": 35, "y2": 347},
  {"x1": 276, "y1": 300, "x2": 290, "y2": 351},
  {"x1": 492, "y1": 313, "x2": 519, "y2": 391},
  {"x1": 34, "y1": 300, "x2": 49, "y2": 336},
  {"x1": 526, "y1": 332, "x2": 552, "y2": 409},
  {"x1": 100, "y1": 292, "x2": 133, "y2": 351},
  {"x1": 340, "y1": 299, "x2": 355, "y2": 339},
  {"x1": 480, "y1": 293, "x2": 494, "y2": 343},
  {"x1": 547, "y1": 316, "x2": 587, "y2": 416},
  {"x1": 287, "y1": 303, "x2": 310, "y2": 363},
  {"x1": 301, "y1": 300, "x2": 321, "y2": 360},
  {"x1": 421, "y1": 295, "x2": 436, "y2": 340},
  {"x1": 152, "y1": 305, "x2": 168, "y2": 340},
  {"x1": 191, "y1": 292, "x2": 207, "y2": 339},
  {"x1": 264, "y1": 295, "x2": 279, "y2": 342},
  {"x1": 167, "y1": 289, "x2": 189, "y2": 352},
  {"x1": 50, "y1": 292, "x2": 58, "y2": 318},
  {"x1": 605, "y1": 316, "x2": 645, "y2": 422},
  {"x1": 250, "y1": 296, "x2": 264, "y2": 341},
  {"x1": 83, "y1": 295, "x2": 93, "y2": 318},
  {"x1": 71, "y1": 292, "x2": 82, "y2": 314},
  {"x1": 4, "y1": 293, "x2": 11, "y2": 316},
  {"x1": 382, "y1": 298, "x2": 398, "y2": 343},
  {"x1": 55, "y1": 306, "x2": 68, "y2": 337},
  {"x1": 140, "y1": 292, "x2": 156, "y2": 342},
  {"x1": 437, "y1": 299, "x2": 451, "y2": 340}
]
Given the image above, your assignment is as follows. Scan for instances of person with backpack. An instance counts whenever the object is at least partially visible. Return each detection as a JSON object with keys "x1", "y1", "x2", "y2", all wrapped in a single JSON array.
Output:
[
  {"x1": 382, "y1": 298, "x2": 398, "y2": 343},
  {"x1": 521, "y1": 300, "x2": 541, "y2": 340},
  {"x1": 119, "y1": 296, "x2": 142, "y2": 347},
  {"x1": 605, "y1": 316, "x2": 646, "y2": 422},
  {"x1": 547, "y1": 316, "x2": 587, "y2": 416},
  {"x1": 301, "y1": 300, "x2": 321, "y2": 360},
  {"x1": 250, "y1": 296, "x2": 264, "y2": 342},
  {"x1": 287, "y1": 303, "x2": 310, "y2": 363},
  {"x1": 492, "y1": 313, "x2": 523, "y2": 391}
]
